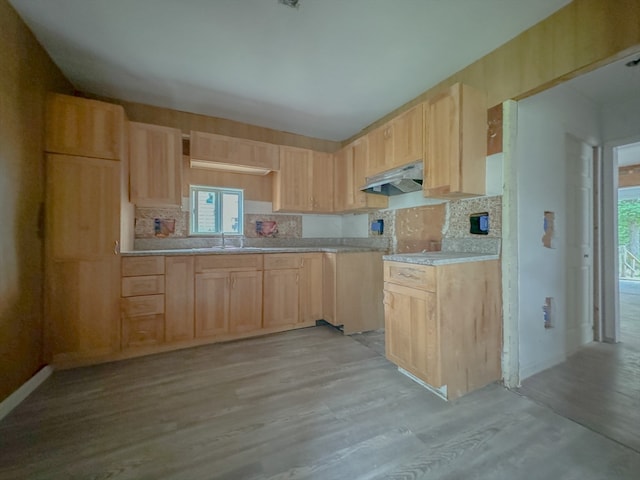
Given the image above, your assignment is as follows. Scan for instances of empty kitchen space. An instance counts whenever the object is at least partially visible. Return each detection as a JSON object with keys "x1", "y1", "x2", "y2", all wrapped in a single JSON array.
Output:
[{"x1": 3, "y1": 1, "x2": 640, "y2": 479}]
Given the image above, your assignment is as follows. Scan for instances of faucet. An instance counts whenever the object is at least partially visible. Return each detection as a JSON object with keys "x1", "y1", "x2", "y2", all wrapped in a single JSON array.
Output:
[{"x1": 221, "y1": 232, "x2": 226, "y2": 249}]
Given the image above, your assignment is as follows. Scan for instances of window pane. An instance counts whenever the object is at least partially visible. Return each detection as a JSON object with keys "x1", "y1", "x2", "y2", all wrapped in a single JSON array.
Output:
[
  {"x1": 196, "y1": 190, "x2": 217, "y2": 233},
  {"x1": 222, "y1": 192, "x2": 240, "y2": 233}
]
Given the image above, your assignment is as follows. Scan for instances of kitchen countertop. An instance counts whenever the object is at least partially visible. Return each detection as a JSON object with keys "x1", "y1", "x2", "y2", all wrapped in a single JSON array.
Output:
[
  {"x1": 383, "y1": 251, "x2": 499, "y2": 266},
  {"x1": 122, "y1": 246, "x2": 385, "y2": 256}
]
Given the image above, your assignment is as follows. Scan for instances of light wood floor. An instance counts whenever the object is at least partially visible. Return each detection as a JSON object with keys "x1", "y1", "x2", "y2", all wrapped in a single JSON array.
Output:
[
  {"x1": 518, "y1": 289, "x2": 640, "y2": 454},
  {"x1": 1, "y1": 326, "x2": 639, "y2": 479}
]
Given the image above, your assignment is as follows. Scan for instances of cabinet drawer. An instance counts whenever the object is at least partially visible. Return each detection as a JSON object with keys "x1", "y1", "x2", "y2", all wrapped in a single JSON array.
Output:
[
  {"x1": 122, "y1": 256, "x2": 165, "y2": 276},
  {"x1": 264, "y1": 254, "x2": 302, "y2": 270},
  {"x1": 122, "y1": 314, "x2": 164, "y2": 349},
  {"x1": 384, "y1": 261, "x2": 436, "y2": 291},
  {"x1": 122, "y1": 275, "x2": 165, "y2": 297},
  {"x1": 195, "y1": 254, "x2": 263, "y2": 272},
  {"x1": 122, "y1": 294, "x2": 165, "y2": 316}
]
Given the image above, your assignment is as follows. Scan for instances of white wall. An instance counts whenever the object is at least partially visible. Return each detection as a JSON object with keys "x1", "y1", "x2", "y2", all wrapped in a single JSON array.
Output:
[{"x1": 515, "y1": 85, "x2": 600, "y2": 380}]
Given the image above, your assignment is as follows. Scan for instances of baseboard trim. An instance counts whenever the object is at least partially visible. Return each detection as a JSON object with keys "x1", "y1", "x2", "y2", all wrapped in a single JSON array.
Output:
[{"x1": 0, "y1": 365, "x2": 53, "y2": 421}]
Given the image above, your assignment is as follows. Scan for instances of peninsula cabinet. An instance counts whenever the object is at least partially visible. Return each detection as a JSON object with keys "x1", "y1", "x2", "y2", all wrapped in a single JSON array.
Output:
[
  {"x1": 423, "y1": 82, "x2": 487, "y2": 198},
  {"x1": 45, "y1": 154, "x2": 122, "y2": 365},
  {"x1": 273, "y1": 147, "x2": 334, "y2": 212},
  {"x1": 194, "y1": 255, "x2": 263, "y2": 338},
  {"x1": 334, "y1": 138, "x2": 388, "y2": 212},
  {"x1": 383, "y1": 259, "x2": 501, "y2": 400},
  {"x1": 367, "y1": 103, "x2": 424, "y2": 176},
  {"x1": 128, "y1": 122, "x2": 182, "y2": 207},
  {"x1": 323, "y1": 252, "x2": 384, "y2": 334},
  {"x1": 45, "y1": 93, "x2": 125, "y2": 160},
  {"x1": 190, "y1": 130, "x2": 279, "y2": 171}
]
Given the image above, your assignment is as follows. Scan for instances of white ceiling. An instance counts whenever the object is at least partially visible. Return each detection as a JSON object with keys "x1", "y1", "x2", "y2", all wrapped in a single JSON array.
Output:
[
  {"x1": 564, "y1": 52, "x2": 640, "y2": 167},
  {"x1": 9, "y1": 0, "x2": 570, "y2": 141}
]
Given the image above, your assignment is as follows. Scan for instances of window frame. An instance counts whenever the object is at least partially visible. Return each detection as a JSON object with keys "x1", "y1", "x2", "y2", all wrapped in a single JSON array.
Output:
[{"x1": 189, "y1": 185, "x2": 243, "y2": 236}]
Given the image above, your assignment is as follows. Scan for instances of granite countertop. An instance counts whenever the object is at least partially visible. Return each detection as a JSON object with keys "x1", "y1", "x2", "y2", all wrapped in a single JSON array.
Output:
[
  {"x1": 121, "y1": 246, "x2": 385, "y2": 256},
  {"x1": 383, "y1": 251, "x2": 499, "y2": 266}
]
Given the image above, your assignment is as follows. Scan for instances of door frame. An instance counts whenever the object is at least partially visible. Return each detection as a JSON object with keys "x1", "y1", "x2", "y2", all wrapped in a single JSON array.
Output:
[{"x1": 601, "y1": 133, "x2": 640, "y2": 343}]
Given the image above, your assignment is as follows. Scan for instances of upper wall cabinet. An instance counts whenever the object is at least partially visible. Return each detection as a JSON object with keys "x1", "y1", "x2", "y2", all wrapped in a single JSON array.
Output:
[
  {"x1": 335, "y1": 137, "x2": 388, "y2": 212},
  {"x1": 129, "y1": 122, "x2": 182, "y2": 207},
  {"x1": 424, "y1": 83, "x2": 487, "y2": 198},
  {"x1": 190, "y1": 131, "x2": 279, "y2": 171},
  {"x1": 273, "y1": 146, "x2": 334, "y2": 213},
  {"x1": 46, "y1": 94, "x2": 125, "y2": 160},
  {"x1": 367, "y1": 103, "x2": 424, "y2": 177}
]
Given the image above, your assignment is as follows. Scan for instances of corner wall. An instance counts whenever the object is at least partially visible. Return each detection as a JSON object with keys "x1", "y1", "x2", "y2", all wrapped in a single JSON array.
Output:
[
  {"x1": 515, "y1": 85, "x2": 600, "y2": 379},
  {"x1": 0, "y1": 0, "x2": 73, "y2": 402}
]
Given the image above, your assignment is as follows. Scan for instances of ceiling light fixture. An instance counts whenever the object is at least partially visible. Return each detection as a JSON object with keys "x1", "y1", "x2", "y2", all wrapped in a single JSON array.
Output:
[{"x1": 279, "y1": 0, "x2": 300, "y2": 8}]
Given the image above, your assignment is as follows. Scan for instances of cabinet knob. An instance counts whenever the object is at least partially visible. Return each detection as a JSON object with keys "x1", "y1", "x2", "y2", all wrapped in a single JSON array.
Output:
[{"x1": 114, "y1": 240, "x2": 120, "y2": 255}]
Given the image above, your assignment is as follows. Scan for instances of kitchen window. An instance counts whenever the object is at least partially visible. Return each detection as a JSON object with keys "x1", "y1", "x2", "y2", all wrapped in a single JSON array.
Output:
[{"x1": 190, "y1": 186, "x2": 243, "y2": 235}]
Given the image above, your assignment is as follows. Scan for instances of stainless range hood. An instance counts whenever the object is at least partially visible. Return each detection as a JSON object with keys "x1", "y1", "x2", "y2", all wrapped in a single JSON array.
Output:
[{"x1": 360, "y1": 161, "x2": 423, "y2": 196}]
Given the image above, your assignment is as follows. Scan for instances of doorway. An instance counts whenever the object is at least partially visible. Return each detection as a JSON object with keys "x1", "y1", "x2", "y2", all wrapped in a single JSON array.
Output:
[{"x1": 613, "y1": 140, "x2": 640, "y2": 347}]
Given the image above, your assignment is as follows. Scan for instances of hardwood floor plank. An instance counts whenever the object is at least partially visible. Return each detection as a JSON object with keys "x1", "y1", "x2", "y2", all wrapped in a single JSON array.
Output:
[{"x1": 1, "y1": 325, "x2": 639, "y2": 479}]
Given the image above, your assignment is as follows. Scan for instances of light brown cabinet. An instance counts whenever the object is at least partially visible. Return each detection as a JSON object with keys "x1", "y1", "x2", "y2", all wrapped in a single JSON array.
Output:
[
  {"x1": 367, "y1": 104, "x2": 424, "y2": 177},
  {"x1": 322, "y1": 252, "x2": 384, "y2": 334},
  {"x1": 45, "y1": 93, "x2": 125, "y2": 160},
  {"x1": 383, "y1": 259, "x2": 501, "y2": 400},
  {"x1": 129, "y1": 122, "x2": 182, "y2": 207},
  {"x1": 299, "y1": 253, "x2": 324, "y2": 323},
  {"x1": 120, "y1": 256, "x2": 166, "y2": 350},
  {"x1": 263, "y1": 253, "x2": 324, "y2": 328},
  {"x1": 424, "y1": 83, "x2": 487, "y2": 198},
  {"x1": 194, "y1": 255, "x2": 263, "y2": 338},
  {"x1": 334, "y1": 138, "x2": 387, "y2": 212},
  {"x1": 262, "y1": 254, "x2": 299, "y2": 329},
  {"x1": 165, "y1": 256, "x2": 195, "y2": 342},
  {"x1": 273, "y1": 147, "x2": 333, "y2": 212},
  {"x1": 190, "y1": 130, "x2": 279, "y2": 170},
  {"x1": 45, "y1": 154, "x2": 122, "y2": 365}
]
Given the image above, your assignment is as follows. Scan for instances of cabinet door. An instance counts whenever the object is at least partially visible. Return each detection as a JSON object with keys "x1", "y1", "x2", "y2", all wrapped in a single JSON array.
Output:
[
  {"x1": 190, "y1": 131, "x2": 279, "y2": 170},
  {"x1": 190, "y1": 131, "x2": 232, "y2": 162},
  {"x1": 299, "y1": 254, "x2": 323, "y2": 323},
  {"x1": 424, "y1": 83, "x2": 486, "y2": 197},
  {"x1": 311, "y1": 151, "x2": 334, "y2": 212},
  {"x1": 165, "y1": 256, "x2": 195, "y2": 342},
  {"x1": 351, "y1": 137, "x2": 369, "y2": 209},
  {"x1": 195, "y1": 272, "x2": 229, "y2": 337},
  {"x1": 367, "y1": 125, "x2": 392, "y2": 176},
  {"x1": 46, "y1": 155, "x2": 121, "y2": 260},
  {"x1": 425, "y1": 87, "x2": 459, "y2": 194},
  {"x1": 273, "y1": 146, "x2": 312, "y2": 212},
  {"x1": 47, "y1": 257, "x2": 120, "y2": 362},
  {"x1": 333, "y1": 147, "x2": 350, "y2": 212},
  {"x1": 392, "y1": 104, "x2": 423, "y2": 168},
  {"x1": 263, "y1": 268, "x2": 299, "y2": 328},
  {"x1": 46, "y1": 94, "x2": 124, "y2": 160},
  {"x1": 322, "y1": 253, "x2": 337, "y2": 325},
  {"x1": 384, "y1": 282, "x2": 441, "y2": 386},
  {"x1": 229, "y1": 270, "x2": 263, "y2": 333},
  {"x1": 129, "y1": 122, "x2": 182, "y2": 207},
  {"x1": 233, "y1": 138, "x2": 279, "y2": 170}
]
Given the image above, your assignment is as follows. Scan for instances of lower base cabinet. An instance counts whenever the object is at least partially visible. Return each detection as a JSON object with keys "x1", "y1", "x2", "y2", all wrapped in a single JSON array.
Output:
[
  {"x1": 165, "y1": 256, "x2": 195, "y2": 342},
  {"x1": 322, "y1": 252, "x2": 384, "y2": 334},
  {"x1": 52, "y1": 251, "x2": 383, "y2": 369},
  {"x1": 194, "y1": 255, "x2": 263, "y2": 338},
  {"x1": 383, "y1": 260, "x2": 501, "y2": 400}
]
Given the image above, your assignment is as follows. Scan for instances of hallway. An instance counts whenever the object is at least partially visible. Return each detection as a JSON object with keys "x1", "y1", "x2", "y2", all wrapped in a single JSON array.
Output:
[{"x1": 518, "y1": 281, "x2": 640, "y2": 453}]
